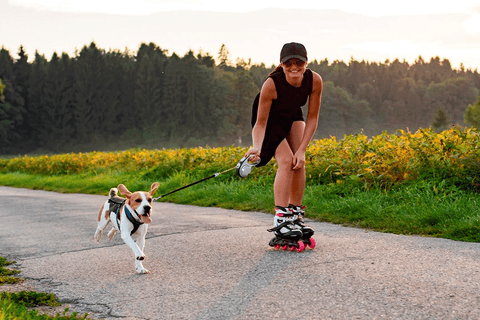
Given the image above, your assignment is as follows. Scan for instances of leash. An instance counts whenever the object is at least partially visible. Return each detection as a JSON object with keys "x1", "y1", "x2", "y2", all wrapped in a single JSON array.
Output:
[
  {"x1": 153, "y1": 155, "x2": 260, "y2": 201},
  {"x1": 153, "y1": 167, "x2": 236, "y2": 201}
]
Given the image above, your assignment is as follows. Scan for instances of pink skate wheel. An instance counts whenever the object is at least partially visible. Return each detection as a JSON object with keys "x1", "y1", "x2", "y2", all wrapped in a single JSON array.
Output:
[
  {"x1": 282, "y1": 245, "x2": 289, "y2": 251},
  {"x1": 289, "y1": 246, "x2": 296, "y2": 252},
  {"x1": 274, "y1": 245, "x2": 281, "y2": 250},
  {"x1": 297, "y1": 241, "x2": 305, "y2": 253},
  {"x1": 308, "y1": 238, "x2": 316, "y2": 249}
]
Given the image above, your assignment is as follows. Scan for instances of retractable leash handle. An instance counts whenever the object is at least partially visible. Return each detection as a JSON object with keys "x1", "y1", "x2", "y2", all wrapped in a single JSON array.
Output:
[{"x1": 235, "y1": 155, "x2": 261, "y2": 178}]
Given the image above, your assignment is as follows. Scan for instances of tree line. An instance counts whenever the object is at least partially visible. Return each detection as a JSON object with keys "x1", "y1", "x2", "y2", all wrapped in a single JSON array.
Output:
[{"x1": 0, "y1": 42, "x2": 479, "y2": 154}]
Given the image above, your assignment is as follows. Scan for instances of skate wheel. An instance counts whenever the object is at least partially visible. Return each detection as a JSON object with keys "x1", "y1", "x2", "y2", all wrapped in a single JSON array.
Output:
[
  {"x1": 297, "y1": 241, "x2": 305, "y2": 253},
  {"x1": 274, "y1": 245, "x2": 281, "y2": 250},
  {"x1": 308, "y1": 238, "x2": 316, "y2": 249},
  {"x1": 289, "y1": 246, "x2": 296, "y2": 252},
  {"x1": 282, "y1": 245, "x2": 289, "y2": 251}
]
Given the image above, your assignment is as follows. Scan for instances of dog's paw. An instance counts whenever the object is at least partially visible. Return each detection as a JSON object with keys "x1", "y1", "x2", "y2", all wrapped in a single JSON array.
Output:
[
  {"x1": 94, "y1": 230, "x2": 102, "y2": 242},
  {"x1": 136, "y1": 268, "x2": 151, "y2": 274}
]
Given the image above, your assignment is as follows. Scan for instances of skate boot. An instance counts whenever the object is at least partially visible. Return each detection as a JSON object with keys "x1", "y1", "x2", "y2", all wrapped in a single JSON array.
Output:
[
  {"x1": 289, "y1": 204, "x2": 316, "y2": 249},
  {"x1": 268, "y1": 206, "x2": 305, "y2": 252}
]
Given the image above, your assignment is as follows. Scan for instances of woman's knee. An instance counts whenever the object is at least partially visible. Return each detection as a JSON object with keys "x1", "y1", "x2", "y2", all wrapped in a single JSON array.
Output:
[
  {"x1": 276, "y1": 153, "x2": 294, "y2": 169},
  {"x1": 275, "y1": 140, "x2": 295, "y2": 169}
]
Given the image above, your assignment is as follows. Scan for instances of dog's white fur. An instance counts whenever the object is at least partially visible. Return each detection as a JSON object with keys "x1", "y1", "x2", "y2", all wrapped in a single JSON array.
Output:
[{"x1": 94, "y1": 182, "x2": 159, "y2": 274}]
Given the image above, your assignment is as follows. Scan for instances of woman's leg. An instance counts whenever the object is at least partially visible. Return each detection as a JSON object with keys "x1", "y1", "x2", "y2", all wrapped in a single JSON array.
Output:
[
  {"x1": 273, "y1": 139, "x2": 295, "y2": 207},
  {"x1": 273, "y1": 121, "x2": 306, "y2": 207},
  {"x1": 287, "y1": 121, "x2": 306, "y2": 206}
]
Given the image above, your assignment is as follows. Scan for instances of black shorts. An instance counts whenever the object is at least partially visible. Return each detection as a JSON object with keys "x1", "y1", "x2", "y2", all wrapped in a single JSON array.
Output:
[{"x1": 251, "y1": 93, "x2": 304, "y2": 167}]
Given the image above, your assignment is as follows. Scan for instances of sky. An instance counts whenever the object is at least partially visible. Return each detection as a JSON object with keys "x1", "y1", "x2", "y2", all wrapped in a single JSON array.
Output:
[{"x1": 2, "y1": 0, "x2": 480, "y2": 70}]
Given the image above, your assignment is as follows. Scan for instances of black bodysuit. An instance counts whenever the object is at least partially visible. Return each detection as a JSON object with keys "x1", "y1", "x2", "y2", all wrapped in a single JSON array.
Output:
[{"x1": 251, "y1": 68, "x2": 313, "y2": 167}]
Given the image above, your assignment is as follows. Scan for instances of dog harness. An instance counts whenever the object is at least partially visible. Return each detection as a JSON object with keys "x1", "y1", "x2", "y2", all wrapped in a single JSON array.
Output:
[{"x1": 108, "y1": 198, "x2": 144, "y2": 235}]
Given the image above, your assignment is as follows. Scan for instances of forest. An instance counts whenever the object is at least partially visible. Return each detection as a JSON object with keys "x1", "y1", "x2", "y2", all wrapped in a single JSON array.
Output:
[{"x1": 0, "y1": 41, "x2": 479, "y2": 154}]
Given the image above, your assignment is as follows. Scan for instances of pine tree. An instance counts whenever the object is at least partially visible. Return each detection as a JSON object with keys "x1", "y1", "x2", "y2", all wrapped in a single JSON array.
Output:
[
  {"x1": 162, "y1": 54, "x2": 185, "y2": 141},
  {"x1": 134, "y1": 51, "x2": 163, "y2": 129},
  {"x1": 0, "y1": 48, "x2": 26, "y2": 152},
  {"x1": 73, "y1": 42, "x2": 106, "y2": 142},
  {"x1": 218, "y1": 44, "x2": 230, "y2": 69},
  {"x1": 0, "y1": 77, "x2": 24, "y2": 151},
  {"x1": 13, "y1": 46, "x2": 31, "y2": 109},
  {"x1": 26, "y1": 52, "x2": 48, "y2": 148},
  {"x1": 42, "y1": 52, "x2": 75, "y2": 150}
]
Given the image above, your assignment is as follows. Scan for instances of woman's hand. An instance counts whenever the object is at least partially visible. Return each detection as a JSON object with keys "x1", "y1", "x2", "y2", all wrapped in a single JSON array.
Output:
[
  {"x1": 245, "y1": 147, "x2": 261, "y2": 163},
  {"x1": 292, "y1": 150, "x2": 305, "y2": 170}
]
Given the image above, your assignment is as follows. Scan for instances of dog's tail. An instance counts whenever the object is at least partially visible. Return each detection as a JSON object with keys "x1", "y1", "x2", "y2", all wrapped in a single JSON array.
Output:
[{"x1": 109, "y1": 188, "x2": 118, "y2": 198}]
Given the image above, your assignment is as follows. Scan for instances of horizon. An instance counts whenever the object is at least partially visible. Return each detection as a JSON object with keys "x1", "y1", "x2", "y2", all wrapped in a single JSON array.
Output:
[
  {"x1": 1, "y1": 40, "x2": 474, "y2": 72},
  {"x1": 2, "y1": 0, "x2": 480, "y2": 70}
]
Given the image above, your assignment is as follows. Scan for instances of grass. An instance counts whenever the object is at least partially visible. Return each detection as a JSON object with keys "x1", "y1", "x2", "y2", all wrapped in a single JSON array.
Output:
[
  {"x1": 0, "y1": 257, "x2": 90, "y2": 319},
  {"x1": 304, "y1": 181, "x2": 480, "y2": 241},
  {"x1": 0, "y1": 292, "x2": 89, "y2": 319},
  {"x1": 2, "y1": 128, "x2": 480, "y2": 242},
  {"x1": 0, "y1": 257, "x2": 21, "y2": 285},
  {"x1": 1, "y1": 170, "x2": 479, "y2": 242}
]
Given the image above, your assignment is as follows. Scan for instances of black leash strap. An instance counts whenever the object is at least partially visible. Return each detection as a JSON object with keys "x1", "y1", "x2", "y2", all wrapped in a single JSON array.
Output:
[{"x1": 153, "y1": 166, "x2": 236, "y2": 201}]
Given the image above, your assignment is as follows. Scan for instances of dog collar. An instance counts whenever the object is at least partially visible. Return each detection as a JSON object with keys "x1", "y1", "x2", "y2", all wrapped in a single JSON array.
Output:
[
  {"x1": 113, "y1": 201, "x2": 144, "y2": 236},
  {"x1": 125, "y1": 206, "x2": 144, "y2": 235}
]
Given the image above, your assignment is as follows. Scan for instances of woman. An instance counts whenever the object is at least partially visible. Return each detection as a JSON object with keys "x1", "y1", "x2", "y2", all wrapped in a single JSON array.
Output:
[{"x1": 245, "y1": 42, "x2": 323, "y2": 251}]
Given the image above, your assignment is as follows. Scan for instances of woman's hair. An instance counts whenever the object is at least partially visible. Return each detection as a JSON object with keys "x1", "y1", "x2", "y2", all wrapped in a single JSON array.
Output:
[{"x1": 268, "y1": 65, "x2": 283, "y2": 77}]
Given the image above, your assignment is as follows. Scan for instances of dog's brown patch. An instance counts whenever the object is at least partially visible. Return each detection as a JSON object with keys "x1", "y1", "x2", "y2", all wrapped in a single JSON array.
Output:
[
  {"x1": 105, "y1": 208, "x2": 114, "y2": 221},
  {"x1": 97, "y1": 204, "x2": 104, "y2": 222},
  {"x1": 128, "y1": 192, "x2": 143, "y2": 210}
]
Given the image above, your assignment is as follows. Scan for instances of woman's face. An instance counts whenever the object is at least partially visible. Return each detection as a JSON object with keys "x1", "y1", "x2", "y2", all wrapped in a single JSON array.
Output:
[{"x1": 281, "y1": 58, "x2": 307, "y2": 80}]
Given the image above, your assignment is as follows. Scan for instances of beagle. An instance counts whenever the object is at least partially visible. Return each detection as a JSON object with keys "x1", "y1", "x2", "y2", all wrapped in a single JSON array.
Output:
[{"x1": 94, "y1": 182, "x2": 159, "y2": 274}]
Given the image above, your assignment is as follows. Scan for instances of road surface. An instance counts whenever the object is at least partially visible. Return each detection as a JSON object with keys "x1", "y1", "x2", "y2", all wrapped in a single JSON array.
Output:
[{"x1": 0, "y1": 186, "x2": 479, "y2": 319}]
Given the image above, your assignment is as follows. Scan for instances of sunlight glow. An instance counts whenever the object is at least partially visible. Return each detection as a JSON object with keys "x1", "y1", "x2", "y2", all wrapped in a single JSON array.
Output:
[
  {"x1": 9, "y1": 0, "x2": 480, "y2": 16},
  {"x1": 463, "y1": 15, "x2": 480, "y2": 33},
  {"x1": 346, "y1": 40, "x2": 480, "y2": 68},
  {"x1": 5, "y1": 0, "x2": 480, "y2": 69}
]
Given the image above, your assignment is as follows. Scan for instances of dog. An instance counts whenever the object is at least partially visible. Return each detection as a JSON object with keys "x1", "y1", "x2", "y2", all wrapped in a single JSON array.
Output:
[{"x1": 94, "y1": 182, "x2": 159, "y2": 274}]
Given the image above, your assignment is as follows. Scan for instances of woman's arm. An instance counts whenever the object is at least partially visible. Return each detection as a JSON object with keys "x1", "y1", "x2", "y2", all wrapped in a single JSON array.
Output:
[
  {"x1": 292, "y1": 71, "x2": 323, "y2": 170},
  {"x1": 245, "y1": 78, "x2": 277, "y2": 162}
]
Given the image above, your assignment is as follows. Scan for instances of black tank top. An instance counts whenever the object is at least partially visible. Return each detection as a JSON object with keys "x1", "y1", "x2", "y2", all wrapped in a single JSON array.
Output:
[
  {"x1": 250, "y1": 68, "x2": 314, "y2": 167},
  {"x1": 269, "y1": 68, "x2": 313, "y2": 119},
  {"x1": 251, "y1": 68, "x2": 313, "y2": 127}
]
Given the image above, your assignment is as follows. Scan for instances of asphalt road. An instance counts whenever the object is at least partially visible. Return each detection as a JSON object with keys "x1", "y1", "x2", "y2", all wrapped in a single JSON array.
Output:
[{"x1": 1, "y1": 186, "x2": 480, "y2": 319}]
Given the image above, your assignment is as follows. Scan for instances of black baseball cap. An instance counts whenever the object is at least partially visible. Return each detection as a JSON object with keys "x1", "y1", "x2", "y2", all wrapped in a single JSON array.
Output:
[{"x1": 280, "y1": 42, "x2": 308, "y2": 63}]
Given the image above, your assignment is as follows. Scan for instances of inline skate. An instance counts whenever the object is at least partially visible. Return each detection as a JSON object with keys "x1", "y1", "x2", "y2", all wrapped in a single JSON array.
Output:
[
  {"x1": 288, "y1": 204, "x2": 316, "y2": 249},
  {"x1": 268, "y1": 206, "x2": 305, "y2": 252}
]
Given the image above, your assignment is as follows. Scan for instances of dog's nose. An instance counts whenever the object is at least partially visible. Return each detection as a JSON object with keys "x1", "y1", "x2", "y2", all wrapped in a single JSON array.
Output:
[{"x1": 143, "y1": 206, "x2": 151, "y2": 214}]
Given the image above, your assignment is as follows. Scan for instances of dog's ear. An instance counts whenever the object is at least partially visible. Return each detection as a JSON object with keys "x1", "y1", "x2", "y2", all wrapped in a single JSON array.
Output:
[
  {"x1": 150, "y1": 182, "x2": 160, "y2": 195},
  {"x1": 118, "y1": 184, "x2": 132, "y2": 198}
]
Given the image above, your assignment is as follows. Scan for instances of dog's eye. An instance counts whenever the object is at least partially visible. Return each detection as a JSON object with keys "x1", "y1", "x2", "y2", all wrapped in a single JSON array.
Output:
[
  {"x1": 147, "y1": 198, "x2": 152, "y2": 202},
  {"x1": 135, "y1": 199, "x2": 142, "y2": 203}
]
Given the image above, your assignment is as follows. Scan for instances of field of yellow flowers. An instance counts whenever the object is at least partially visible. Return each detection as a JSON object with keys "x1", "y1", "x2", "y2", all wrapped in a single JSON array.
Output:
[
  {"x1": 308, "y1": 127, "x2": 480, "y2": 190},
  {"x1": 1, "y1": 127, "x2": 480, "y2": 242},
  {"x1": 1, "y1": 127, "x2": 480, "y2": 190}
]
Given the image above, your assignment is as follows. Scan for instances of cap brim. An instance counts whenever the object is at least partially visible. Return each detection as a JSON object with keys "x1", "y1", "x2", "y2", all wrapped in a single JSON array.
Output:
[{"x1": 281, "y1": 55, "x2": 307, "y2": 63}]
